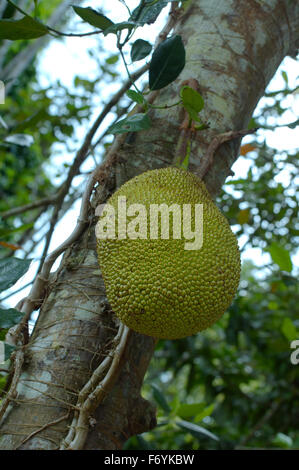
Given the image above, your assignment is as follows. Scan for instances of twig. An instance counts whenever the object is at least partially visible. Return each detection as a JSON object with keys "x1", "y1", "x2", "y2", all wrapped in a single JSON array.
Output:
[
  {"x1": 238, "y1": 399, "x2": 282, "y2": 447},
  {"x1": 154, "y1": 1, "x2": 180, "y2": 46},
  {"x1": 196, "y1": 128, "x2": 259, "y2": 179},
  {"x1": 61, "y1": 325, "x2": 131, "y2": 450},
  {"x1": 16, "y1": 412, "x2": 70, "y2": 449},
  {"x1": 47, "y1": 27, "x2": 103, "y2": 38},
  {"x1": 5, "y1": 0, "x2": 103, "y2": 39},
  {"x1": 0, "y1": 281, "x2": 33, "y2": 302},
  {"x1": 87, "y1": 104, "x2": 132, "y2": 156},
  {"x1": 20, "y1": 192, "x2": 79, "y2": 260},
  {"x1": 0, "y1": 195, "x2": 58, "y2": 219},
  {"x1": 0, "y1": 348, "x2": 23, "y2": 423}
]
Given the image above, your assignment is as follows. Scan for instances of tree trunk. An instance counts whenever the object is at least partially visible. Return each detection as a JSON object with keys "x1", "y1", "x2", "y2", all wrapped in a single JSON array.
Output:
[{"x1": 0, "y1": 0, "x2": 298, "y2": 450}]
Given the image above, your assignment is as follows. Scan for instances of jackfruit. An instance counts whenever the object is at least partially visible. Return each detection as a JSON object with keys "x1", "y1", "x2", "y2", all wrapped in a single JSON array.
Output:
[{"x1": 96, "y1": 167, "x2": 240, "y2": 339}]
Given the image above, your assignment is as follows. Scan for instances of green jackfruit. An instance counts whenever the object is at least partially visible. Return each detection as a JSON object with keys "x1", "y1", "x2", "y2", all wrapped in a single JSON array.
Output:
[{"x1": 96, "y1": 167, "x2": 240, "y2": 339}]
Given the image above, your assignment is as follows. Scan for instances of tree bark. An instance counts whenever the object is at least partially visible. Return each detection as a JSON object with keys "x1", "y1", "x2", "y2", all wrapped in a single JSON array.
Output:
[{"x1": 0, "y1": 0, "x2": 298, "y2": 450}]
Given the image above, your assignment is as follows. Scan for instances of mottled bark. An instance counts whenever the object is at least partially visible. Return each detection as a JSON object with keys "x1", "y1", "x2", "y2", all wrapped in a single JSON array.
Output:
[{"x1": 0, "y1": 0, "x2": 298, "y2": 450}]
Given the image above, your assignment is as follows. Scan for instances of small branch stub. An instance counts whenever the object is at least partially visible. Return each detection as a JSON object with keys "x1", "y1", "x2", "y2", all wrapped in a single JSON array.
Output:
[{"x1": 196, "y1": 128, "x2": 259, "y2": 180}]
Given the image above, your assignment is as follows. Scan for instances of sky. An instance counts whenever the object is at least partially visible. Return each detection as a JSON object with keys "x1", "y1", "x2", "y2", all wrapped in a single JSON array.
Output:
[{"x1": 1, "y1": 0, "x2": 298, "y2": 311}]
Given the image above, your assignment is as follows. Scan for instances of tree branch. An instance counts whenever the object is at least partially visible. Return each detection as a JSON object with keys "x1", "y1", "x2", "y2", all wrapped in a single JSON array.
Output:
[
  {"x1": 1, "y1": 195, "x2": 58, "y2": 220},
  {"x1": 196, "y1": 128, "x2": 259, "y2": 180}
]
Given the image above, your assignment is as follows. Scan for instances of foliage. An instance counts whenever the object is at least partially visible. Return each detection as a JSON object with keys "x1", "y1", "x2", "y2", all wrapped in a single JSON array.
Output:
[
  {"x1": 0, "y1": 257, "x2": 31, "y2": 377},
  {"x1": 148, "y1": 35, "x2": 185, "y2": 90},
  {"x1": 0, "y1": 1, "x2": 122, "y2": 252},
  {"x1": 0, "y1": 1, "x2": 189, "y2": 134}
]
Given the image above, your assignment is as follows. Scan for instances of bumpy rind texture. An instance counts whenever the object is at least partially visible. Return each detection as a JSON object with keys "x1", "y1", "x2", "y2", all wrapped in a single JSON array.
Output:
[{"x1": 96, "y1": 167, "x2": 240, "y2": 339}]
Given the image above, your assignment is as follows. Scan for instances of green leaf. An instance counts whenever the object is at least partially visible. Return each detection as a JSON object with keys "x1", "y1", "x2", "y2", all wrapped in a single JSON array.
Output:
[
  {"x1": 176, "y1": 419, "x2": 219, "y2": 441},
  {"x1": 281, "y1": 273, "x2": 297, "y2": 287},
  {"x1": 180, "y1": 85, "x2": 204, "y2": 121},
  {"x1": 33, "y1": 0, "x2": 39, "y2": 17},
  {"x1": 73, "y1": 77, "x2": 95, "y2": 92},
  {"x1": 0, "y1": 341, "x2": 15, "y2": 363},
  {"x1": 149, "y1": 35, "x2": 185, "y2": 90},
  {"x1": 0, "y1": 115, "x2": 8, "y2": 130},
  {"x1": 281, "y1": 318, "x2": 298, "y2": 342},
  {"x1": 131, "y1": 39, "x2": 152, "y2": 62},
  {"x1": 105, "y1": 54, "x2": 119, "y2": 65},
  {"x1": 108, "y1": 113, "x2": 151, "y2": 135},
  {"x1": 0, "y1": 329, "x2": 7, "y2": 341},
  {"x1": 4, "y1": 343, "x2": 15, "y2": 362},
  {"x1": 126, "y1": 90, "x2": 144, "y2": 104},
  {"x1": 0, "y1": 222, "x2": 34, "y2": 238},
  {"x1": 195, "y1": 404, "x2": 215, "y2": 421},
  {"x1": 72, "y1": 6, "x2": 114, "y2": 30},
  {"x1": 286, "y1": 118, "x2": 299, "y2": 129},
  {"x1": 177, "y1": 402, "x2": 206, "y2": 419},
  {"x1": 0, "y1": 258, "x2": 31, "y2": 293},
  {"x1": 0, "y1": 16, "x2": 48, "y2": 40},
  {"x1": 103, "y1": 22, "x2": 137, "y2": 36},
  {"x1": 136, "y1": 435, "x2": 152, "y2": 450},
  {"x1": 194, "y1": 122, "x2": 209, "y2": 131},
  {"x1": 248, "y1": 117, "x2": 258, "y2": 130},
  {"x1": 268, "y1": 301, "x2": 278, "y2": 310},
  {"x1": 130, "y1": 1, "x2": 168, "y2": 25},
  {"x1": 281, "y1": 70, "x2": 288, "y2": 85},
  {"x1": 225, "y1": 178, "x2": 247, "y2": 186},
  {"x1": 268, "y1": 242, "x2": 292, "y2": 272},
  {"x1": 272, "y1": 432, "x2": 293, "y2": 449},
  {"x1": 180, "y1": 152, "x2": 190, "y2": 171},
  {"x1": 151, "y1": 384, "x2": 171, "y2": 413},
  {"x1": 0, "y1": 308, "x2": 24, "y2": 329},
  {"x1": 12, "y1": 109, "x2": 48, "y2": 133}
]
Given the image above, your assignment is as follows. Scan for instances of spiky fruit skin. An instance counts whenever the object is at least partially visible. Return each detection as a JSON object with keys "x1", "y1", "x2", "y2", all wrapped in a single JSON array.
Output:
[{"x1": 96, "y1": 167, "x2": 240, "y2": 339}]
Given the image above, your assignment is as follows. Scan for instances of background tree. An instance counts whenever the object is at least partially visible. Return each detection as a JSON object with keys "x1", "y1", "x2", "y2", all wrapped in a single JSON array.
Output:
[
  {"x1": 0, "y1": 0, "x2": 87, "y2": 257},
  {"x1": 0, "y1": 0, "x2": 298, "y2": 450}
]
